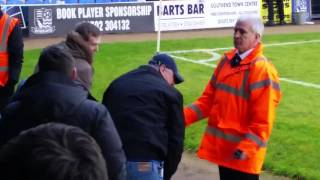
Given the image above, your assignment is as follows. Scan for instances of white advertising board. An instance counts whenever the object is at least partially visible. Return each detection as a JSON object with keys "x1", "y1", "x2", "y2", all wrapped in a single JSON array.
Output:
[
  {"x1": 154, "y1": 0, "x2": 260, "y2": 31},
  {"x1": 205, "y1": 0, "x2": 261, "y2": 28},
  {"x1": 154, "y1": 0, "x2": 206, "y2": 31}
]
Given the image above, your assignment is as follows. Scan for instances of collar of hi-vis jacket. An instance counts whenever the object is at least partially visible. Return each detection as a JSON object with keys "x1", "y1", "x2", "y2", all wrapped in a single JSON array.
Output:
[{"x1": 225, "y1": 43, "x2": 264, "y2": 65}]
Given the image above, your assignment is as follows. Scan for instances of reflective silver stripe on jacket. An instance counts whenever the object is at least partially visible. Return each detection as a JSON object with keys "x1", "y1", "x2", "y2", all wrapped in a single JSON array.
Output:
[
  {"x1": 206, "y1": 126, "x2": 243, "y2": 143},
  {"x1": 210, "y1": 56, "x2": 250, "y2": 100},
  {"x1": 206, "y1": 126, "x2": 267, "y2": 147},
  {"x1": 245, "y1": 133, "x2": 267, "y2": 147},
  {"x1": 214, "y1": 69, "x2": 250, "y2": 100},
  {"x1": 250, "y1": 79, "x2": 280, "y2": 91},
  {"x1": 0, "y1": 66, "x2": 8, "y2": 72},
  {"x1": 210, "y1": 56, "x2": 279, "y2": 99},
  {"x1": 188, "y1": 103, "x2": 204, "y2": 120},
  {"x1": 0, "y1": 16, "x2": 13, "y2": 52}
]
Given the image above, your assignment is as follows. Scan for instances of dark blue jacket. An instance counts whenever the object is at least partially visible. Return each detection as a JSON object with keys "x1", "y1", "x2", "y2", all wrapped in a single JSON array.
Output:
[
  {"x1": 0, "y1": 71, "x2": 126, "y2": 180},
  {"x1": 102, "y1": 65, "x2": 184, "y2": 180}
]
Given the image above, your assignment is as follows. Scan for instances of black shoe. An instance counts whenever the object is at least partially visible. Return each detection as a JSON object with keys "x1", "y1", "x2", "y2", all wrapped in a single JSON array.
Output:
[
  {"x1": 266, "y1": 20, "x2": 275, "y2": 26},
  {"x1": 279, "y1": 20, "x2": 286, "y2": 25}
]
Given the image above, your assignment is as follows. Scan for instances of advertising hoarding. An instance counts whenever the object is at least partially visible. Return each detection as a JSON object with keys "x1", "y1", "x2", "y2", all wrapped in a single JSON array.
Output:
[{"x1": 28, "y1": 2, "x2": 154, "y2": 37}]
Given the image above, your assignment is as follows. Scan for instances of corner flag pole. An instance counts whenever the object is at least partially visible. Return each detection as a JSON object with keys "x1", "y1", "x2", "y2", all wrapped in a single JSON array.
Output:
[{"x1": 156, "y1": 0, "x2": 162, "y2": 53}]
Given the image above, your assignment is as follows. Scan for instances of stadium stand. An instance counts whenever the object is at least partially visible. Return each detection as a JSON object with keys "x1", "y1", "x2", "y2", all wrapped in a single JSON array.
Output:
[
  {"x1": 6, "y1": 0, "x2": 25, "y2": 4},
  {"x1": 79, "y1": 0, "x2": 94, "y2": 3},
  {"x1": 95, "y1": 0, "x2": 112, "y2": 3},
  {"x1": 1, "y1": 0, "x2": 137, "y2": 5},
  {"x1": 96, "y1": 0, "x2": 111, "y2": 3},
  {"x1": 43, "y1": 0, "x2": 56, "y2": 3},
  {"x1": 26, "y1": 0, "x2": 43, "y2": 4},
  {"x1": 64, "y1": 0, "x2": 77, "y2": 3}
]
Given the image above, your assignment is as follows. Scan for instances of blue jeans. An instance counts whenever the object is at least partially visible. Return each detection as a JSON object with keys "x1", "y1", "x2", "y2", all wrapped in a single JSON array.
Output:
[{"x1": 126, "y1": 160, "x2": 163, "y2": 180}]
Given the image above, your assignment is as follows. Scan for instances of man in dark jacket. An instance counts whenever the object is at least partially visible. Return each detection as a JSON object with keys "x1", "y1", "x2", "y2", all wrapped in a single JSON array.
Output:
[
  {"x1": 0, "y1": 9, "x2": 24, "y2": 111},
  {"x1": 102, "y1": 53, "x2": 185, "y2": 180},
  {"x1": 0, "y1": 44, "x2": 126, "y2": 180}
]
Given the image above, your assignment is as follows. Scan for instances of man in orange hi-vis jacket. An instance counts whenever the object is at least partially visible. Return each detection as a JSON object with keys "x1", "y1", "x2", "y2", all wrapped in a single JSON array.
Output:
[
  {"x1": 0, "y1": 9, "x2": 23, "y2": 112},
  {"x1": 184, "y1": 16, "x2": 281, "y2": 180}
]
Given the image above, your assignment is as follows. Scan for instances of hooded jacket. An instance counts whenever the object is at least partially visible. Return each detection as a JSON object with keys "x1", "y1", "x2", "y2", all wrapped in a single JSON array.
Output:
[{"x1": 64, "y1": 31, "x2": 93, "y2": 91}]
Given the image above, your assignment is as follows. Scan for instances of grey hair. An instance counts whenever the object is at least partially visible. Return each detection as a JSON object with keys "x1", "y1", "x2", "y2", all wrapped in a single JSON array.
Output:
[{"x1": 236, "y1": 15, "x2": 264, "y2": 37}]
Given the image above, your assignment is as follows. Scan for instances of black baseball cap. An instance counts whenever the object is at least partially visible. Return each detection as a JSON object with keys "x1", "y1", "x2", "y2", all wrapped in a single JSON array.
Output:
[{"x1": 149, "y1": 53, "x2": 184, "y2": 84}]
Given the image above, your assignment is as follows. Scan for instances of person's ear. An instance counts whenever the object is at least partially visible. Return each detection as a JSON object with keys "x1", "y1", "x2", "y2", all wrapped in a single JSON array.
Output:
[
  {"x1": 71, "y1": 67, "x2": 77, "y2": 80},
  {"x1": 255, "y1": 33, "x2": 261, "y2": 41},
  {"x1": 159, "y1": 64, "x2": 166, "y2": 75}
]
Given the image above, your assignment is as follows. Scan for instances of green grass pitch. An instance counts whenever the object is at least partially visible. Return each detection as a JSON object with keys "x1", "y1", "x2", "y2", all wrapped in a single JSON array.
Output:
[{"x1": 23, "y1": 32, "x2": 320, "y2": 179}]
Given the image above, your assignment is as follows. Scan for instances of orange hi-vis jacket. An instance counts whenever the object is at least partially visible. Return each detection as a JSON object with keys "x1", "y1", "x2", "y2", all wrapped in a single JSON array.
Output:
[
  {"x1": 184, "y1": 43, "x2": 281, "y2": 174},
  {"x1": 0, "y1": 13, "x2": 19, "y2": 86}
]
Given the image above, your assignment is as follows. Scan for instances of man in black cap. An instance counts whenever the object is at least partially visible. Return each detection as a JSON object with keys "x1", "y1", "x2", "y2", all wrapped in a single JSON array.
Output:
[{"x1": 102, "y1": 53, "x2": 185, "y2": 180}]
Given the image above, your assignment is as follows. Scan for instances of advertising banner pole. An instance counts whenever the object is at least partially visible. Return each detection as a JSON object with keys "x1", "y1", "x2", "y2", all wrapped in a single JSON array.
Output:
[{"x1": 156, "y1": 0, "x2": 162, "y2": 53}]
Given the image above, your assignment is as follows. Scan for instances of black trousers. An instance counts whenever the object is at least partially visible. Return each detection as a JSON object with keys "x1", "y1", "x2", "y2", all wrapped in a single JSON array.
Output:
[
  {"x1": 219, "y1": 166, "x2": 259, "y2": 180},
  {"x1": 266, "y1": 0, "x2": 285, "y2": 21}
]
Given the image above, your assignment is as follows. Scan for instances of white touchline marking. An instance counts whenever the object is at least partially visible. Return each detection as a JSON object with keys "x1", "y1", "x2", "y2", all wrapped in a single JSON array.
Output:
[
  {"x1": 264, "y1": 39, "x2": 320, "y2": 47},
  {"x1": 168, "y1": 40, "x2": 320, "y2": 89},
  {"x1": 170, "y1": 55, "x2": 217, "y2": 68},
  {"x1": 164, "y1": 49, "x2": 222, "y2": 62},
  {"x1": 280, "y1": 78, "x2": 320, "y2": 89},
  {"x1": 165, "y1": 39, "x2": 320, "y2": 63}
]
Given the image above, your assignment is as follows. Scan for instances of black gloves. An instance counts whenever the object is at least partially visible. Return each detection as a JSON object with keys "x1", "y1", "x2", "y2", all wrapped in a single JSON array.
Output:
[{"x1": 233, "y1": 149, "x2": 247, "y2": 160}]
